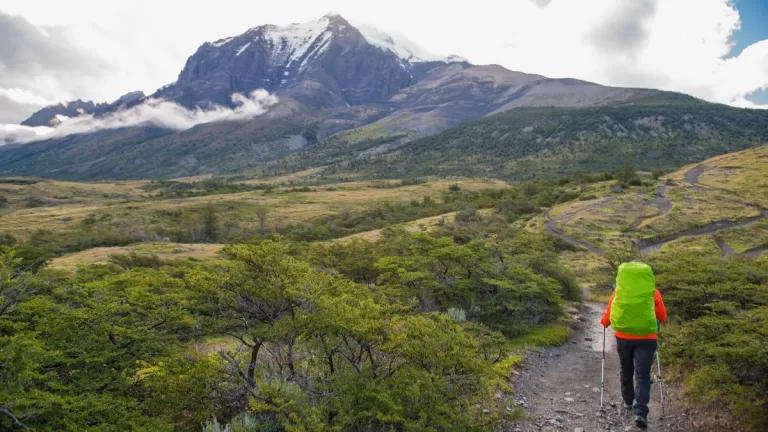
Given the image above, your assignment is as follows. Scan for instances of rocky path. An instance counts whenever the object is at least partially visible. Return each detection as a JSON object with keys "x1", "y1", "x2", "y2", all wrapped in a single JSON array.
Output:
[{"x1": 508, "y1": 303, "x2": 732, "y2": 432}]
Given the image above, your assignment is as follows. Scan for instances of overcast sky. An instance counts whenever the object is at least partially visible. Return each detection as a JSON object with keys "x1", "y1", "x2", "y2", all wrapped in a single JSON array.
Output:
[{"x1": 1, "y1": 0, "x2": 767, "y2": 123}]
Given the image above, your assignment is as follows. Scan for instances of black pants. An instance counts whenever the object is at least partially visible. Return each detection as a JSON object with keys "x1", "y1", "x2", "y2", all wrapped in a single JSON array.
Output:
[{"x1": 616, "y1": 337, "x2": 657, "y2": 417}]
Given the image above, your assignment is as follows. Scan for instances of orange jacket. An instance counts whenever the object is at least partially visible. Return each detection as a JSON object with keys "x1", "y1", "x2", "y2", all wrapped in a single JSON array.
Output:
[{"x1": 601, "y1": 289, "x2": 667, "y2": 340}]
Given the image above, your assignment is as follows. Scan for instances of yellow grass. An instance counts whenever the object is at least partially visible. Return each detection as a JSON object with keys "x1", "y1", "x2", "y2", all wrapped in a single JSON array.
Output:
[
  {"x1": 336, "y1": 212, "x2": 459, "y2": 242},
  {"x1": 645, "y1": 235, "x2": 722, "y2": 259},
  {"x1": 50, "y1": 242, "x2": 224, "y2": 268},
  {"x1": 0, "y1": 179, "x2": 508, "y2": 240},
  {"x1": 336, "y1": 208, "x2": 498, "y2": 243},
  {"x1": 538, "y1": 147, "x2": 768, "y2": 254},
  {"x1": 695, "y1": 145, "x2": 768, "y2": 203}
]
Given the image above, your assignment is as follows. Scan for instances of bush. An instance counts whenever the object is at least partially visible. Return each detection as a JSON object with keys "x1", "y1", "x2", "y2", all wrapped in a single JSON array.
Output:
[
  {"x1": 649, "y1": 253, "x2": 768, "y2": 428},
  {"x1": 449, "y1": 183, "x2": 461, "y2": 192},
  {"x1": 454, "y1": 207, "x2": 478, "y2": 223},
  {"x1": 447, "y1": 307, "x2": 467, "y2": 322},
  {"x1": 0, "y1": 232, "x2": 17, "y2": 246},
  {"x1": 22, "y1": 196, "x2": 56, "y2": 208}
]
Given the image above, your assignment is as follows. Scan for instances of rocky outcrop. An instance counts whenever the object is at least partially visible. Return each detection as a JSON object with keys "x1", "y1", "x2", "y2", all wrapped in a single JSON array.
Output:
[
  {"x1": 21, "y1": 91, "x2": 146, "y2": 127},
  {"x1": 154, "y1": 14, "x2": 413, "y2": 110}
]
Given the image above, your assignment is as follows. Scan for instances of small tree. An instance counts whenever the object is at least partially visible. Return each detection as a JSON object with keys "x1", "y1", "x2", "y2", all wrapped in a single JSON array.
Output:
[
  {"x1": 201, "y1": 204, "x2": 220, "y2": 243},
  {"x1": 255, "y1": 206, "x2": 269, "y2": 232},
  {"x1": 617, "y1": 163, "x2": 636, "y2": 184}
]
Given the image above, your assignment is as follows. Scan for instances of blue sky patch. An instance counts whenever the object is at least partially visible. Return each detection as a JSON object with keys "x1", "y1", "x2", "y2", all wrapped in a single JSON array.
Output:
[{"x1": 729, "y1": 0, "x2": 768, "y2": 57}]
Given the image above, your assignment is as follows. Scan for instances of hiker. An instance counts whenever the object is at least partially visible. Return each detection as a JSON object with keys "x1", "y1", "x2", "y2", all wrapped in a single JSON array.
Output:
[{"x1": 601, "y1": 261, "x2": 667, "y2": 428}]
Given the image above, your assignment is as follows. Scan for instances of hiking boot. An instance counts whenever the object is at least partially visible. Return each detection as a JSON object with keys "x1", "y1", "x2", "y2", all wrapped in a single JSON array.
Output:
[
  {"x1": 623, "y1": 402, "x2": 633, "y2": 411},
  {"x1": 635, "y1": 415, "x2": 648, "y2": 428}
]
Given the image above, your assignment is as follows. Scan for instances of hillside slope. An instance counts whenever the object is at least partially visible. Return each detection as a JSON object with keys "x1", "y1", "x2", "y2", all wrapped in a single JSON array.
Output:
[
  {"x1": 309, "y1": 102, "x2": 768, "y2": 181},
  {"x1": 542, "y1": 145, "x2": 768, "y2": 256}
]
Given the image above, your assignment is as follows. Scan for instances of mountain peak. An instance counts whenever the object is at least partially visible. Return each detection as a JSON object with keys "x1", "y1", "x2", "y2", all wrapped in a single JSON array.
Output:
[{"x1": 205, "y1": 15, "x2": 462, "y2": 66}]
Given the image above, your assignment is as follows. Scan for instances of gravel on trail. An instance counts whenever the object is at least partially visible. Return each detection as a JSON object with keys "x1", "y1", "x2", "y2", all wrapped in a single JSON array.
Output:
[{"x1": 506, "y1": 303, "x2": 737, "y2": 432}]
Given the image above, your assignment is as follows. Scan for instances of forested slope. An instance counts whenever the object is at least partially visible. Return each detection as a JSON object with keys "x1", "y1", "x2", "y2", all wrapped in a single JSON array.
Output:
[{"x1": 314, "y1": 103, "x2": 768, "y2": 180}]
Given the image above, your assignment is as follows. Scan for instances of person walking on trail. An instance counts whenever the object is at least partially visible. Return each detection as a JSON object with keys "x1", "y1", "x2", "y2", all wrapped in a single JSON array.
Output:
[{"x1": 601, "y1": 261, "x2": 667, "y2": 429}]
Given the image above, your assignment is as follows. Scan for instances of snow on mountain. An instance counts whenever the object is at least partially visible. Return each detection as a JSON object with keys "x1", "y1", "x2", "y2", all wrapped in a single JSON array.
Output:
[
  {"x1": 235, "y1": 42, "x2": 251, "y2": 56},
  {"x1": 349, "y1": 20, "x2": 439, "y2": 62},
  {"x1": 347, "y1": 18, "x2": 464, "y2": 64},
  {"x1": 208, "y1": 14, "x2": 465, "y2": 66},
  {"x1": 261, "y1": 16, "x2": 335, "y2": 68}
]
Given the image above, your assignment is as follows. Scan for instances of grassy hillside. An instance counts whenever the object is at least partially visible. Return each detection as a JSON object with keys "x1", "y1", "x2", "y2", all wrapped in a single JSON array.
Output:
[
  {"x1": 306, "y1": 103, "x2": 768, "y2": 181},
  {"x1": 545, "y1": 146, "x2": 768, "y2": 255}
]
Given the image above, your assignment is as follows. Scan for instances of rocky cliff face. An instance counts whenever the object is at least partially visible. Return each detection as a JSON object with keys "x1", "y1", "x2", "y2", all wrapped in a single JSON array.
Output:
[
  {"x1": 21, "y1": 91, "x2": 146, "y2": 127},
  {"x1": 21, "y1": 100, "x2": 105, "y2": 127},
  {"x1": 154, "y1": 15, "x2": 418, "y2": 110}
]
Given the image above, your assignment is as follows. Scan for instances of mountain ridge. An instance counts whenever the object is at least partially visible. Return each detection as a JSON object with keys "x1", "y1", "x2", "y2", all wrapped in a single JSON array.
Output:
[{"x1": 2, "y1": 14, "x2": 753, "y2": 181}]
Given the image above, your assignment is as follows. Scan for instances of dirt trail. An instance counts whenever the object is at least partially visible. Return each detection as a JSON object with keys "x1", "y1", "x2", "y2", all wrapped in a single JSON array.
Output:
[
  {"x1": 745, "y1": 244, "x2": 768, "y2": 259},
  {"x1": 638, "y1": 211, "x2": 768, "y2": 256},
  {"x1": 508, "y1": 303, "x2": 729, "y2": 432},
  {"x1": 544, "y1": 197, "x2": 618, "y2": 254},
  {"x1": 684, "y1": 164, "x2": 710, "y2": 185},
  {"x1": 545, "y1": 210, "x2": 605, "y2": 254}
]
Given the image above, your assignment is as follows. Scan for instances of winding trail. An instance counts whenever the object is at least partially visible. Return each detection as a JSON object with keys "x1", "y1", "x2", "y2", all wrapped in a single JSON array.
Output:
[
  {"x1": 545, "y1": 209, "x2": 605, "y2": 254},
  {"x1": 508, "y1": 302, "x2": 735, "y2": 431},
  {"x1": 638, "y1": 211, "x2": 768, "y2": 256},
  {"x1": 543, "y1": 163, "x2": 767, "y2": 258},
  {"x1": 714, "y1": 236, "x2": 735, "y2": 257},
  {"x1": 744, "y1": 244, "x2": 768, "y2": 259},
  {"x1": 684, "y1": 164, "x2": 710, "y2": 185},
  {"x1": 544, "y1": 197, "x2": 618, "y2": 254}
]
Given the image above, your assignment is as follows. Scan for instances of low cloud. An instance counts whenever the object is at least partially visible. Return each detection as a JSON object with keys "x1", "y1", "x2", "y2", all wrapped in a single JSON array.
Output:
[{"x1": 0, "y1": 90, "x2": 278, "y2": 145}]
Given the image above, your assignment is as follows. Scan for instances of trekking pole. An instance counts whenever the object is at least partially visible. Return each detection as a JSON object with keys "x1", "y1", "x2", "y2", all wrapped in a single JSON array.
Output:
[
  {"x1": 656, "y1": 346, "x2": 665, "y2": 416},
  {"x1": 600, "y1": 326, "x2": 606, "y2": 409}
]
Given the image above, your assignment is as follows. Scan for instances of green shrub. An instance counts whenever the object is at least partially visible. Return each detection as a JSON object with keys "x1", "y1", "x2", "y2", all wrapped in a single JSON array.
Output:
[{"x1": 649, "y1": 253, "x2": 768, "y2": 428}]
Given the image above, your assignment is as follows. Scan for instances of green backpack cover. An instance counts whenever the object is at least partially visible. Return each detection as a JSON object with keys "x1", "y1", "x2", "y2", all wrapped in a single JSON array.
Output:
[{"x1": 609, "y1": 262, "x2": 657, "y2": 336}]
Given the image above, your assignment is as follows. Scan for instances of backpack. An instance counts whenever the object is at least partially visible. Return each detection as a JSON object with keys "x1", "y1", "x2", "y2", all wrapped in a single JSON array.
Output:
[{"x1": 609, "y1": 262, "x2": 657, "y2": 336}]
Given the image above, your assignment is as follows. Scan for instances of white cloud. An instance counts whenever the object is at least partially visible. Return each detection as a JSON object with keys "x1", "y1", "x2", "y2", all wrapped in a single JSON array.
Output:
[
  {"x1": 0, "y1": 88, "x2": 57, "y2": 106},
  {"x1": 0, "y1": 90, "x2": 278, "y2": 145},
  {"x1": 0, "y1": 0, "x2": 766, "y2": 119}
]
